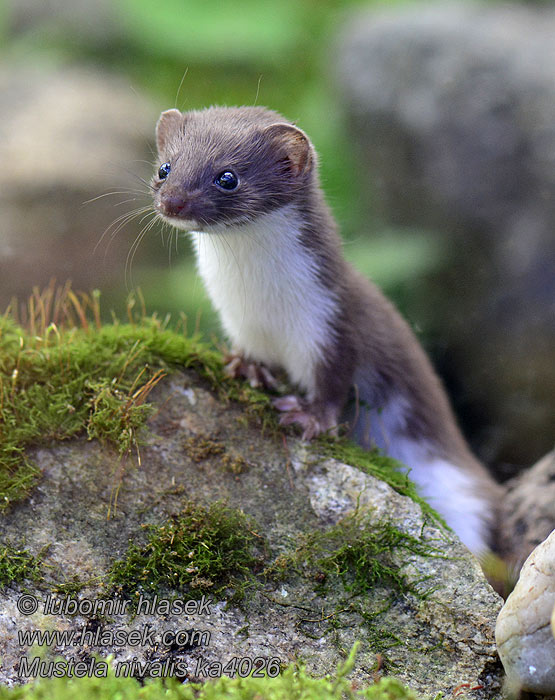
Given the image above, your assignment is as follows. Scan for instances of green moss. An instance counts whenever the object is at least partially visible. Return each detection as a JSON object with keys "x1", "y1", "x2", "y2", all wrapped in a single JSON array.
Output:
[
  {"x1": 266, "y1": 510, "x2": 444, "y2": 659},
  {"x1": 183, "y1": 435, "x2": 226, "y2": 462},
  {"x1": 108, "y1": 500, "x2": 264, "y2": 602},
  {"x1": 0, "y1": 645, "x2": 422, "y2": 699},
  {"x1": 183, "y1": 436, "x2": 249, "y2": 474},
  {"x1": 0, "y1": 544, "x2": 43, "y2": 587},
  {"x1": 271, "y1": 509, "x2": 441, "y2": 600},
  {"x1": 221, "y1": 450, "x2": 249, "y2": 475}
]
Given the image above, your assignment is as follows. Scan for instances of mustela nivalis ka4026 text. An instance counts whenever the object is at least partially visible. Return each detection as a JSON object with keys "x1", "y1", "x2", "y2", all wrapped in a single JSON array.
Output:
[{"x1": 151, "y1": 105, "x2": 500, "y2": 556}]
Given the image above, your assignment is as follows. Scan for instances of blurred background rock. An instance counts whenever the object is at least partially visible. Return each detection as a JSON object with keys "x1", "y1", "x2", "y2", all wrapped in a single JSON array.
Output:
[{"x1": 0, "y1": 0, "x2": 553, "y2": 483}]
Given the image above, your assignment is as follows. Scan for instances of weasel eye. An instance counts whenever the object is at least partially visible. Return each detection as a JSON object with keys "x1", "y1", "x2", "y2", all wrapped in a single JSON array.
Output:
[
  {"x1": 214, "y1": 170, "x2": 238, "y2": 190},
  {"x1": 158, "y1": 162, "x2": 171, "y2": 180}
]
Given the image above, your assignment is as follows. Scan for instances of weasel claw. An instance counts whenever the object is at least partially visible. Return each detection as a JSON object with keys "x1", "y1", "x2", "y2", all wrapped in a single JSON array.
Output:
[
  {"x1": 224, "y1": 355, "x2": 243, "y2": 378},
  {"x1": 277, "y1": 410, "x2": 323, "y2": 441},
  {"x1": 273, "y1": 395, "x2": 304, "y2": 412},
  {"x1": 275, "y1": 397, "x2": 339, "y2": 441},
  {"x1": 224, "y1": 354, "x2": 279, "y2": 390}
]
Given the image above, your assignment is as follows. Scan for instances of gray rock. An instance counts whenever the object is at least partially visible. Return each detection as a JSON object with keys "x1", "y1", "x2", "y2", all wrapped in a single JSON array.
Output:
[
  {"x1": 336, "y1": 3, "x2": 555, "y2": 471},
  {"x1": 6, "y1": 0, "x2": 122, "y2": 48},
  {"x1": 0, "y1": 64, "x2": 157, "y2": 306},
  {"x1": 496, "y1": 529, "x2": 555, "y2": 694},
  {"x1": 0, "y1": 371, "x2": 503, "y2": 696},
  {"x1": 499, "y1": 450, "x2": 555, "y2": 572}
]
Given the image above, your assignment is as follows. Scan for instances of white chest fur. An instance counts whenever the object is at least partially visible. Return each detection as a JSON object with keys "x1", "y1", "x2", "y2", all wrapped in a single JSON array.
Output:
[{"x1": 190, "y1": 205, "x2": 338, "y2": 396}]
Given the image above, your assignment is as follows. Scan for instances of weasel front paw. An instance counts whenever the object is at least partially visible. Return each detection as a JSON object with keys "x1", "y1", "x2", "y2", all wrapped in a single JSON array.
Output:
[
  {"x1": 224, "y1": 353, "x2": 279, "y2": 391},
  {"x1": 273, "y1": 395, "x2": 338, "y2": 441}
]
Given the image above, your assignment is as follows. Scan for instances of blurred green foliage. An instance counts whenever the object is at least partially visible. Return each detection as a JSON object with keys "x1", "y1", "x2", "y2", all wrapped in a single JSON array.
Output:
[{"x1": 118, "y1": 0, "x2": 309, "y2": 64}]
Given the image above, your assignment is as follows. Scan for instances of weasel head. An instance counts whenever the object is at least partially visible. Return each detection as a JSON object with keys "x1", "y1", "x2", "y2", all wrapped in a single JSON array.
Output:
[{"x1": 152, "y1": 105, "x2": 317, "y2": 231}]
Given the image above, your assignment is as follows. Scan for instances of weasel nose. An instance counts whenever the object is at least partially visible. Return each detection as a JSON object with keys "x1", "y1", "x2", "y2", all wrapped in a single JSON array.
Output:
[{"x1": 159, "y1": 194, "x2": 191, "y2": 217}]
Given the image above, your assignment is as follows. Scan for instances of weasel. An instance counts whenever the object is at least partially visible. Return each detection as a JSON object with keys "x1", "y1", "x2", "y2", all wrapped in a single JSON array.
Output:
[{"x1": 151, "y1": 105, "x2": 500, "y2": 556}]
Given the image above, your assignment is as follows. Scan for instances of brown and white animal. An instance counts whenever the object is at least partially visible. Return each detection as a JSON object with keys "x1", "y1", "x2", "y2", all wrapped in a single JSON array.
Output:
[{"x1": 151, "y1": 105, "x2": 501, "y2": 556}]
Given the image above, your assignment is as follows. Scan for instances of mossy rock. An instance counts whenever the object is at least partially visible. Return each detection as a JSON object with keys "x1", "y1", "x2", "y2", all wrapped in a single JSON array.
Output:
[{"x1": 0, "y1": 295, "x2": 503, "y2": 697}]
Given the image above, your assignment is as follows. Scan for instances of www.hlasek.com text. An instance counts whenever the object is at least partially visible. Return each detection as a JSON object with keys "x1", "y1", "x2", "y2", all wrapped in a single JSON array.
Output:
[{"x1": 18, "y1": 625, "x2": 210, "y2": 649}]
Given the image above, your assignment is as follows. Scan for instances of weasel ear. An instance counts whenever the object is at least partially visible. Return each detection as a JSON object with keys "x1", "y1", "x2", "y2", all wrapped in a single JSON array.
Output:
[
  {"x1": 263, "y1": 123, "x2": 314, "y2": 177},
  {"x1": 156, "y1": 109, "x2": 183, "y2": 153}
]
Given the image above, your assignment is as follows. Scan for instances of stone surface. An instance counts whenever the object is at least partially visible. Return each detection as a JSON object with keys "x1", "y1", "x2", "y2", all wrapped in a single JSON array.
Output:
[
  {"x1": 499, "y1": 450, "x2": 555, "y2": 572},
  {"x1": 336, "y1": 2, "x2": 555, "y2": 473},
  {"x1": 496, "y1": 529, "x2": 555, "y2": 694},
  {"x1": 6, "y1": 0, "x2": 122, "y2": 47},
  {"x1": 0, "y1": 64, "x2": 157, "y2": 307},
  {"x1": 0, "y1": 371, "x2": 503, "y2": 696}
]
